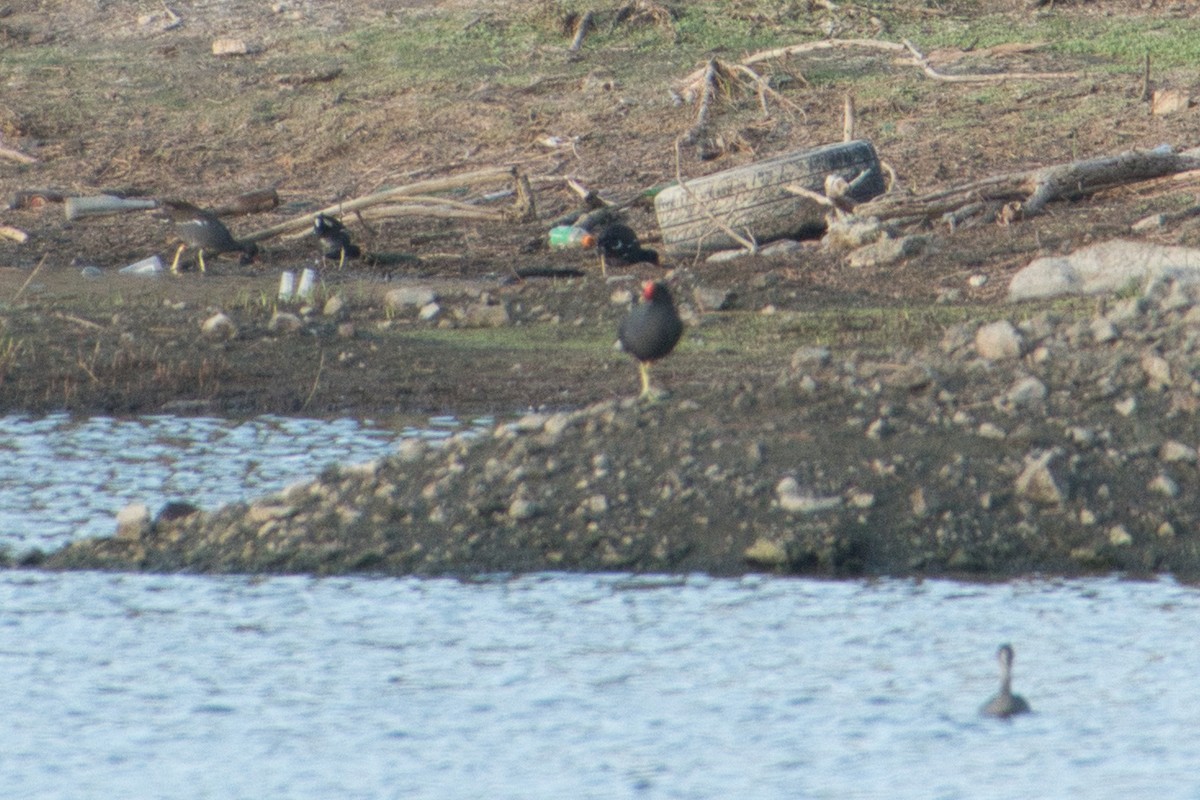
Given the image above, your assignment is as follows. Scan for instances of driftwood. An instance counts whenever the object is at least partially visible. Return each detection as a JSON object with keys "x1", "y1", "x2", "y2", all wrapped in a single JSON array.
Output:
[
  {"x1": 243, "y1": 166, "x2": 519, "y2": 243},
  {"x1": 675, "y1": 38, "x2": 1078, "y2": 105},
  {"x1": 0, "y1": 143, "x2": 37, "y2": 165},
  {"x1": 856, "y1": 147, "x2": 1200, "y2": 228}
]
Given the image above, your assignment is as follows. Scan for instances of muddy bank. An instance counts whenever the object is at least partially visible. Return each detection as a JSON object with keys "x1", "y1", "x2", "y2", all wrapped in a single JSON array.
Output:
[{"x1": 39, "y1": 277, "x2": 1200, "y2": 580}]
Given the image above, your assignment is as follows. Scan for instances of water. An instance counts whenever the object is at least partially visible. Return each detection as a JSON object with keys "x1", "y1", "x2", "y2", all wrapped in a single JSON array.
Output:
[
  {"x1": 1, "y1": 415, "x2": 1199, "y2": 798},
  {"x1": 3, "y1": 572, "x2": 1199, "y2": 799},
  {"x1": 0, "y1": 413, "x2": 486, "y2": 553}
]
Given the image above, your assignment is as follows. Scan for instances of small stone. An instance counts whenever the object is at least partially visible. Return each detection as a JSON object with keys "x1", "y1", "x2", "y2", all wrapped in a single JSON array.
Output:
[
  {"x1": 865, "y1": 417, "x2": 891, "y2": 440},
  {"x1": 1157, "y1": 521, "x2": 1176, "y2": 539},
  {"x1": 418, "y1": 302, "x2": 441, "y2": 321},
  {"x1": 1000, "y1": 375, "x2": 1047, "y2": 410},
  {"x1": 775, "y1": 477, "x2": 841, "y2": 514},
  {"x1": 323, "y1": 295, "x2": 345, "y2": 317},
  {"x1": 1090, "y1": 318, "x2": 1118, "y2": 343},
  {"x1": 586, "y1": 495, "x2": 609, "y2": 515},
  {"x1": 115, "y1": 503, "x2": 151, "y2": 541},
  {"x1": 1151, "y1": 89, "x2": 1190, "y2": 116},
  {"x1": 791, "y1": 346, "x2": 832, "y2": 368},
  {"x1": 461, "y1": 303, "x2": 510, "y2": 328},
  {"x1": 1108, "y1": 524, "x2": 1133, "y2": 547},
  {"x1": 1148, "y1": 473, "x2": 1179, "y2": 497},
  {"x1": 744, "y1": 538, "x2": 788, "y2": 567},
  {"x1": 975, "y1": 320, "x2": 1023, "y2": 360},
  {"x1": 693, "y1": 286, "x2": 735, "y2": 311},
  {"x1": 968, "y1": 274, "x2": 988, "y2": 288},
  {"x1": 200, "y1": 312, "x2": 237, "y2": 340},
  {"x1": 1080, "y1": 508, "x2": 1097, "y2": 526},
  {"x1": 1114, "y1": 396, "x2": 1137, "y2": 417},
  {"x1": 211, "y1": 37, "x2": 258, "y2": 56},
  {"x1": 1014, "y1": 451, "x2": 1063, "y2": 505},
  {"x1": 385, "y1": 286, "x2": 437, "y2": 310},
  {"x1": 1141, "y1": 352, "x2": 1172, "y2": 389},
  {"x1": 1160, "y1": 440, "x2": 1197, "y2": 463},
  {"x1": 508, "y1": 497, "x2": 541, "y2": 521},
  {"x1": 977, "y1": 422, "x2": 1007, "y2": 439},
  {"x1": 268, "y1": 311, "x2": 303, "y2": 333},
  {"x1": 847, "y1": 490, "x2": 875, "y2": 509}
]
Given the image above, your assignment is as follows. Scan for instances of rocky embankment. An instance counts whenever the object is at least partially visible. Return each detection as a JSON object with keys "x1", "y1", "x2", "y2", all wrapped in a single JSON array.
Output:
[{"x1": 41, "y1": 274, "x2": 1200, "y2": 579}]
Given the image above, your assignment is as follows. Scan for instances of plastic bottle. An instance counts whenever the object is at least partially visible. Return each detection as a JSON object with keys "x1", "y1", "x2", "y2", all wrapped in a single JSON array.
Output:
[{"x1": 548, "y1": 225, "x2": 593, "y2": 249}]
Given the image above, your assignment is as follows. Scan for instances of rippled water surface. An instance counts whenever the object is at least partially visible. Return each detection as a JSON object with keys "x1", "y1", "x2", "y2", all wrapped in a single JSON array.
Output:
[
  {"x1": 0, "y1": 413, "x2": 483, "y2": 552},
  {"x1": 3, "y1": 572, "x2": 1200, "y2": 799},
  {"x1": 2, "y1": 415, "x2": 1199, "y2": 798}
]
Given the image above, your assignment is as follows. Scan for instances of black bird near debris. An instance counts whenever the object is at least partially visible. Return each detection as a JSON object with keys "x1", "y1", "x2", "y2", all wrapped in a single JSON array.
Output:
[
  {"x1": 314, "y1": 213, "x2": 361, "y2": 269},
  {"x1": 159, "y1": 199, "x2": 258, "y2": 274},
  {"x1": 583, "y1": 221, "x2": 659, "y2": 276},
  {"x1": 618, "y1": 280, "x2": 683, "y2": 400}
]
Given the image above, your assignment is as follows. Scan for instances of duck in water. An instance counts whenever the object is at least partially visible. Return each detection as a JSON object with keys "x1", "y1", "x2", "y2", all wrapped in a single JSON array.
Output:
[{"x1": 980, "y1": 643, "x2": 1031, "y2": 718}]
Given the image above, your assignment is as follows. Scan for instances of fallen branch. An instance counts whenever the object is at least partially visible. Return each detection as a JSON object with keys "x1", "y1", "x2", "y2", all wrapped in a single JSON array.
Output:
[
  {"x1": 675, "y1": 37, "x2": 1079, "y2": 101},
  {"x1": 856, "y1": 146, "x2": 1200, "y2": 226},
  {"x1": 242, "y1": 165, "x2": 516, "y2": 242},
  {"x1": 0, "y1": 143, "x2": 37, "y2": 165}
]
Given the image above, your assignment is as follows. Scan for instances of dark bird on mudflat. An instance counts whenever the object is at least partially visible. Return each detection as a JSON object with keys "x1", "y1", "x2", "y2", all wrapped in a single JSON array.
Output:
[
  {"x1": 158, "y1": 199, "x2": 258, "y2": 274},
  {"x1": 313, "y1": 213, "x2": 361, "y2": 269},
  {"x1": 980, "y1": 643, "x2": 1032, "y2": 719},
  {"x1": 618, "y1": 280, "x2": 683, "y2": 400},
  {"x1": 583, "y1": 222, "x2": 659, "y2": 276}
]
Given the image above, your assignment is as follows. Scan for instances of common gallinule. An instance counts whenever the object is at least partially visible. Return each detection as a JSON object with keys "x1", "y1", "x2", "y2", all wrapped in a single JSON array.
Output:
[
  {"x1": 584, "y1": 221, "x2": 659, "y2": 276},
  {"x1": 980, "y1": 644, "x2": 1032, "y2": 718},
  {"x1": 618, "y1": 280, "x2": 683, "y2": 399},
  {"x1": 314, "y1": 213, "x2": 361, "y2": 269},
  {"x1": 159, "y1": 199, "x2": 258, "y2": 274}
]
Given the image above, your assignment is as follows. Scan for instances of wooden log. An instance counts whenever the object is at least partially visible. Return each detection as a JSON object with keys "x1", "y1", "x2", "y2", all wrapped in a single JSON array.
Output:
[{"x1": 243, "y1": 165, "x2": 515, "y2": 242}]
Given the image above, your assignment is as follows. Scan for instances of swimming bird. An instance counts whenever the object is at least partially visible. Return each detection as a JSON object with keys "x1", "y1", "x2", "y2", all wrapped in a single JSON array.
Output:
[
  {"x1": 159, "y1": 199, "x2": 258, "y2": 274},
  {"x1": 980, "y1": 643, "x2": 1031, "y2": 718},
  {"x1": 313, "y1": 213, "x2": 361, "y2": 269},
  {"x1": 618, "y1": 280, "x2": 683, "y2": 400}
]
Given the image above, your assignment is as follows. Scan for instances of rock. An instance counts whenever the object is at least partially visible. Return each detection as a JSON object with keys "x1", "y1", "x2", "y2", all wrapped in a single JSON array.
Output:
[
  {"x1": 1108, "y1": 525, "x2": 1133, "y2": 547},
  {"x1": 1014, "y1": 451, "x2": 1064, "y2": 505},
  {"x1": 1148, "y1": 473, "x2": 1179, "y2": 498},
  {"x1": 385, "y1": 287, "x2": 438, "y2": 310},
  {"x1": 418, "y1": 302, "x2": 441, "y2": 321},
  {"x1": 1151, "y1": 89, "x2": 1190, "y2": 116},
  {"x1": 975, "y1": 320, "x2": 1023, "y2": 360},
  {"x1": 460, "y1": 303, "x2": 510, "y2": 328},
  {"x1": 1114, "y1": 396, "x2": 1137, "y2": 417},
  {"x1": 744, "y1": 538, "x2": 789, "y2": 567},
  {"x1": 790, "y1": 346, "x2": 831, "y2": 368},
  {"x1": 508, "y1": 497, "x2": 541, "y2": 521},
  {"x1": 847, "y1": 234, "x2": 928, "y2": 268},
  {"x1": 115, "y1": 503, "x2": 151, "y2": 541},
  {"x1": 1090, "y1": 317, "x2": 1118, "y2": 343},
  {"x1": 775, "y1": 477, "x2": 842, "y2": 514},
  {"x1": 998, "y1": 375, "x2": 1047, "y2": 411},
  {"x1": 823, "y1": 217, "x2": 886, "y2": 251},
  {"x1": 268, "y1": 311, "x2": 303, "y2": 333},
  {"x1": 323, "y1": 295, "x2": 345, "y2": 317},
  {"x1": 1160, "y1": 440, "x2": 1197, "y2": 463},
  {"x1": 693, "y1": 286, "x2": 735, "y2": 311},
  {"x1": 1141, "y1": 352, "x2": 1172, "y2": 389},
  {"x1": 200, "y1": 312, "x2": 237, "y2": 340},
  {"x1": 1008, "y1": 239, "x2": 1200, "y2": 301}
]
